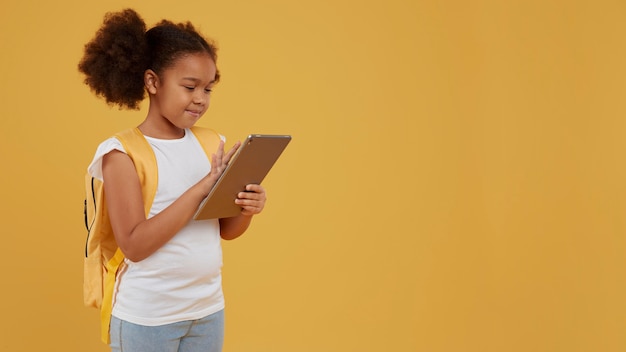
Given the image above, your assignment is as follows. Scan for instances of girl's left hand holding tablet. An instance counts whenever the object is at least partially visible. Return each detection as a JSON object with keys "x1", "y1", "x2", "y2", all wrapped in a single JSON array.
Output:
[{"x1": 236, "y1": 184, "x2": 266, "y2": 216}]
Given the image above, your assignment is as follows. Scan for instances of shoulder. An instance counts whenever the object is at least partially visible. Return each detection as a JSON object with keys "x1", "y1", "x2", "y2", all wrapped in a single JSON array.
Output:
[
  {"x1": 190, "y1": 126, "x2": 224, "y2": 141},
  {"x1": 188, "y1": 127, "x2": 226, "y2": 147},
  {"x1": 87, "y1": 136, "x2": 127, "y2": 181}
]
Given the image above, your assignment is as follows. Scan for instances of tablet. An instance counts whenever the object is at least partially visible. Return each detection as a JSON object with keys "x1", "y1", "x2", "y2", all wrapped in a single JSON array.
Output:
[{"x1": 193, "y1": 134, "x2": 292, "y2": 220}]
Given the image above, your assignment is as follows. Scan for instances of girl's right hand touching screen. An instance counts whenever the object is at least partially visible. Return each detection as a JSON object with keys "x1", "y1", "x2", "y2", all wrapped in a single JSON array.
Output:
[{"x1": 201, "y1": 139, "x2": 241, "y2": 195}]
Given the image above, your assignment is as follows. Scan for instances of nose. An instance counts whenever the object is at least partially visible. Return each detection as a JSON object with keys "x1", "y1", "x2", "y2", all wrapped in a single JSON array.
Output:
[{"x1": 193, "y1": 91, "x2": 209, "y2": 106}]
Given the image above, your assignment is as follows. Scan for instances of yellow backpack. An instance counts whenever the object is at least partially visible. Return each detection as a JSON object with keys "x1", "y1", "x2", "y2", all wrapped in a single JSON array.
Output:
[{"x1": 83, "y1": 126, "x2": 220, "y2": 343}]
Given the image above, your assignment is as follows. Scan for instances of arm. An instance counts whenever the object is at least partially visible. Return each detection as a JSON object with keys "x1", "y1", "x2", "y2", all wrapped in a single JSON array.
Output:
[
  {"x1": 219, "y1": 184, "x2": 266, "y2": 240},
  {"x1": 103, "y1": 140, "x2": 239, "y2": 262}
]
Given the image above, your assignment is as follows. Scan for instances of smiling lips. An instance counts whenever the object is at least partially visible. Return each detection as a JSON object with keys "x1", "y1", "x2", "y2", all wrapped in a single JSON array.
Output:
[{"x1": 186, "y1": 109, "x2": 203, "y2": 118}]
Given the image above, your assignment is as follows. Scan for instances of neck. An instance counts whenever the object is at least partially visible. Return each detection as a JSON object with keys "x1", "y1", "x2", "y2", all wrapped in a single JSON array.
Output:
[{"x1": 138, "y1": 117, "x2": 185, "y2": 139}]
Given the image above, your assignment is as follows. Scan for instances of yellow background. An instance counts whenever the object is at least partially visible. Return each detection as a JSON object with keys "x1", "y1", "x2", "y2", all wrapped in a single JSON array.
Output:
[{"x1": 1, "y1": 0, "x2": 625, "y2": 351}]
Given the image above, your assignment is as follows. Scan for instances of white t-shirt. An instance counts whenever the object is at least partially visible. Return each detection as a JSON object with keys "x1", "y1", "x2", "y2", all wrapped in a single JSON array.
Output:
[{"x1": 87, "y1": 128, "x2": 225, "y2": 326}]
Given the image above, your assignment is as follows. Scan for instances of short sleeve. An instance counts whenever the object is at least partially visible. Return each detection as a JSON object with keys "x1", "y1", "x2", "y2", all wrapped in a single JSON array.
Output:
[{"x1": 87, "y1": 137, "x2": 126, "y2": 181}]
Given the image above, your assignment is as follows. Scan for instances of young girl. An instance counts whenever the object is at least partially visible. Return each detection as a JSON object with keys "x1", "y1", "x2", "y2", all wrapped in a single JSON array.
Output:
[{"x1": 79, "y1": 9, "x2": 265, "y2": 352}]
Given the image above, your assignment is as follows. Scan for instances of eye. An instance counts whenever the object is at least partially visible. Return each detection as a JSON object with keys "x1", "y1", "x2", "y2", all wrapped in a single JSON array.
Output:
[
  {"x1": 204, "y1": 88, "x2": 213, "y2": 94},
  {"x1": 184, "y1": 86, "x2": 195, "y2": 91}
]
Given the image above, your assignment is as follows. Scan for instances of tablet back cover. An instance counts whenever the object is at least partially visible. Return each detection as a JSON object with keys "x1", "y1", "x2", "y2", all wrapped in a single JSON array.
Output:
[{"x1": 194, "y1": 134, "x2": 291, "y2": 220}]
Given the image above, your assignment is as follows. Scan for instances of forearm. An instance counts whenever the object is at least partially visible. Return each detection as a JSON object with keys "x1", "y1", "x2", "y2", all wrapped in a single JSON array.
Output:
[
  {"x1": 219, "y1": 213, "x2": 254, "y2": 240},
  {"x1": 218, "y1": 183, "x2": 266, "y2": 240},
  {"x1": 122, "y1": 184, "x2": 207, "y2": 261}
]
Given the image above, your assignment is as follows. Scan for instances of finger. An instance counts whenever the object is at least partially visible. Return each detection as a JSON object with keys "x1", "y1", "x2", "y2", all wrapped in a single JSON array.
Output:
[
  {"x1": 210, "y1": 153, "x2": 217, "y2": 172},
  {"x1": 244, "y1": 184, "x2": 265, "y2": 193},
  {"x1": 239, "y1": 189, "x2": 267, "y2": 202},
  {"x1": 236, "y1": 196, "x2": 255, "y2": 205},
  {"x1": 237, "y1": 192, "x2": 260, "y2": 201},
  {"x1": 223, "y1": 141, "x2": 241, "y2": 164},
  {"x1": 209, "y1": 141, "x2": 227, "y2": 174},
  {"x1": 215, "y1": 140, "x2": 225, "y2": 165},
  {"x1": 240, "y1": 204, "x2": 262, "y2": 216},
  {"x1": 236, "y1": 196, "x2": 265, "y2": 207},
  {"x1": 210, "y1": 153, "x2": 221, "y2": 175}
]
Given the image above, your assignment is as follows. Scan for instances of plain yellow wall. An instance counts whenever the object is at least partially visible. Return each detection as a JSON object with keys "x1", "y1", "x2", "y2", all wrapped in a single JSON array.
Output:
[{"x1": 1, "y1": 0, "x2": 625, "y2": 351}]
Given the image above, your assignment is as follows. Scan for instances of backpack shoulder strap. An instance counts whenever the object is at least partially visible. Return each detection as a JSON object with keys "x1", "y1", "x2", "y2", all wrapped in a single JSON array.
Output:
[
  {"x1": 98, "y1": 127, "x2": 158, "y2": 343},
  {"x1": 114, "y1": 128, "x2": 158, "y2": 216},
  {"x1": 190, "y1": 126, "x2": 221, "y2": 158}
]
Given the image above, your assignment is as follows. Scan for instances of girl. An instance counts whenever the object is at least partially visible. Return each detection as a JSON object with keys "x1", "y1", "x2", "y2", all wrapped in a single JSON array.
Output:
[{"x1": 79, "y1": 9, "x2": 265, "y2": 352}]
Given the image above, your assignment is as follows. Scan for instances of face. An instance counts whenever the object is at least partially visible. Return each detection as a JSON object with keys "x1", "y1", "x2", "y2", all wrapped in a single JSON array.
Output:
[{"x1": 146, "y1": 52, "x2": 217, "y2": 133}]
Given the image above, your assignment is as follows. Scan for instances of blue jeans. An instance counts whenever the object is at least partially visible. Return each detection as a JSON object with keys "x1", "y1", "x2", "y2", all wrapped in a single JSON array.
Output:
[{"x1": 109, "y1": 310, "x2": 224, "y2": 352}]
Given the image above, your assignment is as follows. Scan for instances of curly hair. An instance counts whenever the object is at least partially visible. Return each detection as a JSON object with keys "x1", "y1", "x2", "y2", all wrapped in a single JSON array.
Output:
[{"x1": 78, "y1": 9, "x2": 219, "y2": 110}]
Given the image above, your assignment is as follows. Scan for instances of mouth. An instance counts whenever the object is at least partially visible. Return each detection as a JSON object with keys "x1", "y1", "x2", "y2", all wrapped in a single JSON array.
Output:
[{"x1": 186, "y1": 110, "x2": 203, "y2": 118}]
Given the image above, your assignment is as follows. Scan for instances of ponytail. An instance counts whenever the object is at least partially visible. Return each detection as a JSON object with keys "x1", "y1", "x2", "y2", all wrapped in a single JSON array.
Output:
[{"x1": 78, "y1": 9, "x2": 149, "y2": 110}]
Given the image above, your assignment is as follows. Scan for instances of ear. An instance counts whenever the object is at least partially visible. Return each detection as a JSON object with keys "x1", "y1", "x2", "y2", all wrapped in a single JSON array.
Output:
[{"x1": 144, "y1": 69, "x2": 159, "y2": 94}]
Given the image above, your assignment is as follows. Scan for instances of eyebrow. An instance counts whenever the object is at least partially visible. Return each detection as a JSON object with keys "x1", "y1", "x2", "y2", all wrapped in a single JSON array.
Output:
[{"x1": 182, "y1": 77, "x2": 216, "y2": 84}]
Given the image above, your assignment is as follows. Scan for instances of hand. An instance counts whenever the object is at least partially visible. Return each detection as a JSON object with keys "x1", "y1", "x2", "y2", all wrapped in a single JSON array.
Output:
[
  {"x1": 236, "y1": 184, "x2": 266, "y2": 216},
  {"x1": 209, "y1": 140, "x2": 241, "y2": 180}
]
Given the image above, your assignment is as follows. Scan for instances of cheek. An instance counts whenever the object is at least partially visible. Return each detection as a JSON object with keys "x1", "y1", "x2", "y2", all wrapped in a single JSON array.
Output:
[{"x1": 171, "y1": 90, "x2": 190, "y2": 104}]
